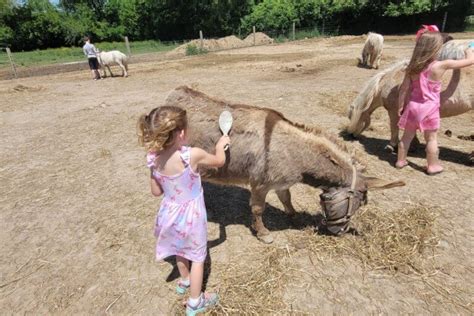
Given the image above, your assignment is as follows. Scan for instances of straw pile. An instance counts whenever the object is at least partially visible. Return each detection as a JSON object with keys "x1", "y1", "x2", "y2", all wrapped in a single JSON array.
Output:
[
  {"x1": 290, "y1": 205, "x2": 439, "y2": 273},
  {"x1": 171, "y1": 205, "x2": 439, "y2": 314}
]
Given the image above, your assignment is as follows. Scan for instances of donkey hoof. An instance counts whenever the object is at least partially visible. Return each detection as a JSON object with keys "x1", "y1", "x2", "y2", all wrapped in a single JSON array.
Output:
[{"x1": 257, "y1": 233, "x2": 274, "y2": 244}]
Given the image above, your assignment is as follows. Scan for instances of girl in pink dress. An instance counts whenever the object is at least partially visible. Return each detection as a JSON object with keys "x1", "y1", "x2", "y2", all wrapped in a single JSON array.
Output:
[
  {"x1": 137, "y1": 106, "x2": 230, "y2": 315},
  {"x1": 396, "y1": 32, "x2": 474, "y2": 175}
]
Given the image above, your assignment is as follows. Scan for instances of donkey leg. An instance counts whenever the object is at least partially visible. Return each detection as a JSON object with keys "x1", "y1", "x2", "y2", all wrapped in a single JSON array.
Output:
[
  {"x1": 119, "y1": 62, "x2": 128, "y2": 77},
  {"x1": 275, "y1": 189, "x2": 296, "y2": 217},
  {"x1": 375, "y1": 49, "x2": 383, "y2": 69},
  {"x1": 107, "y1": 65, "x2": 113, "y2": 77},
  {"x1": 250, "y1": 186, "x2": 272, "y2": 244}
]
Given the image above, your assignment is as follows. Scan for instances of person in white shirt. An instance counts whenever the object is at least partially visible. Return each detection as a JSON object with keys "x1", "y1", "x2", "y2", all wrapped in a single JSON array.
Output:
[{"x1": 83, "y1": 36, "x2": 101, "y2": 80}]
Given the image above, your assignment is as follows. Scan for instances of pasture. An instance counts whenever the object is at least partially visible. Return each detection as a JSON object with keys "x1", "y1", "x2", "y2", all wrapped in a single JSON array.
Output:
[{"x1": 1, "y1": 34, "x2": 473, "y2": 314}]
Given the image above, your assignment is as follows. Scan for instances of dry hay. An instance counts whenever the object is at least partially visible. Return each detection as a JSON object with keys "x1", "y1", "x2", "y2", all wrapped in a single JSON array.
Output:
[
  {"x1": 290, "y1": 205, "x2": 439, "y2": 274},
  {"x1": 243, "y1": 32, "x2": 274, "y2": 45},
  {"x1": 170, "y1": 205, "x2": 439, "y2": 315},
  {"x1": 171, "y1": 247, "x2": 301, "y2": 315}
]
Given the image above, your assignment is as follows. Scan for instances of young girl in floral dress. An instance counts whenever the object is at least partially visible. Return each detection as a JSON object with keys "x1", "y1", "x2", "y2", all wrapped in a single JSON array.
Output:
[{"x1": 138, "y1": 106, "x2": 230, "y2": 315}]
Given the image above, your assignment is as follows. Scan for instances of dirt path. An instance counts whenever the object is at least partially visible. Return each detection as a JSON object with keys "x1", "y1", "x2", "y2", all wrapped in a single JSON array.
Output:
[{"x1": 1, "y1": 35, "x2": 473, "y2": 314}]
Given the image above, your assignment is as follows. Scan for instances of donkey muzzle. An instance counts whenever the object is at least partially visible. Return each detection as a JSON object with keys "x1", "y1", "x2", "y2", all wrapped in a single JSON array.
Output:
[{"x1": 320, "y1": 188, "x2": 366, "y2": 235}]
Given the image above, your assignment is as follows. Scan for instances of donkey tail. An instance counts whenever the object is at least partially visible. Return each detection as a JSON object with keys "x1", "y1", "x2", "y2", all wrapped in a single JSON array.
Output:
[{"x1": 346, "y1": 60, "x2": 407, "y2": 135}]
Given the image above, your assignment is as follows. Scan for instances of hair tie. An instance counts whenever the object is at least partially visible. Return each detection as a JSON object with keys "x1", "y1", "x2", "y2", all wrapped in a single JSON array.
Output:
[{"x1": 416, "y1": 24, "x2": 439, "y2": 41}]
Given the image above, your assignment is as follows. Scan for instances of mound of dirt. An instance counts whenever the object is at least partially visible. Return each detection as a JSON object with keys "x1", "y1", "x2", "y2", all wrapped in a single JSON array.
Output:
[
  {"x1": 243, "y1": 32, "x2": 274, "y2": 45},
  {"x1": 170, "y1": 35, "x2": 246, "y2": 56},
  {"x1": 169, "y1": 33, "x2": 274, "y2": 56}
]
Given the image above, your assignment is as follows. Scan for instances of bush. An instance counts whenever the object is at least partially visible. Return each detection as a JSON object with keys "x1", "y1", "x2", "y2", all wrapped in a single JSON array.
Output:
[
  {"x1": 241, "y1": 0, "x2": 298, "y2": 32},
  {"x1": 185, "y1": 44, "x2": 207, "y2": 56}
]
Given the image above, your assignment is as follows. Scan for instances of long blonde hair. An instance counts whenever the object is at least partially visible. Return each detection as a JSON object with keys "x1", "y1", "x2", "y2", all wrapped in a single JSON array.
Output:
[
  {"x1": 406, "y1": 31, "x2": 444, "y2": 76},
  {"x1": 137, "y1": 106, "x2": 187, "y2": 152}
]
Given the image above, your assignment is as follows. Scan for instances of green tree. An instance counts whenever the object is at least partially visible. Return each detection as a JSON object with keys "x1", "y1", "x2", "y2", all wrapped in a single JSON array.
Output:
[
  {"x1": 0, "y1": 0, "x2": 14, "y2": 45},
  {"x1": 104, "y1": 0, "x2": 140, "y2": 38},
  {"x1": 241, "y1": 0, "x2": 298, "y2": 32}
]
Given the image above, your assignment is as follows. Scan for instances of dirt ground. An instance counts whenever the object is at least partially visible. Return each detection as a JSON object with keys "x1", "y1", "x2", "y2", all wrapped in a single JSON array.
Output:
[{"x1": 1, "y1": 34, "x2": 473, "y2": 315}]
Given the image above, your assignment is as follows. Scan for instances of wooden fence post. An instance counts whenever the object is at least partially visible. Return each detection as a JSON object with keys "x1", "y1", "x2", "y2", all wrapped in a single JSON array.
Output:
[
  {"x1": 199, "y1": 30, "x2": 204, "y2": 50},
  {"x1": 6, "y1": 48, "x2": 17, "y2": 79},
  {"x1": 252, "y1": 26, "x2": 256, "y2": 46},
  {"x1": 292, "y1": 22, "x2": 296, "y2": 41},
  {"x1": 124, "y1": 36, "x2": 132, "y2": 57},
  {"x1": 441, "y1": 11, "x2": 448, "y2": 32}
]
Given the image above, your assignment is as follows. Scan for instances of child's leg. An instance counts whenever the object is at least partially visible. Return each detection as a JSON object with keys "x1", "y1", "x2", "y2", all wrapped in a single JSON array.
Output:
[
  {"x1": 176, "y1": 256, "x2": 190, "y2": 280},
  {"x1": 424, "y1": 130, "x2": 443, "y2": 174},
  {"x1": 396, "y1": 129, "x2": 416, "y2": 167},
  {"x1": 189, "y1": 262, "x2": 204, "y2": 299},
  {"x1": 186, "y1": 261, "x2": 218, "y2": 313}
]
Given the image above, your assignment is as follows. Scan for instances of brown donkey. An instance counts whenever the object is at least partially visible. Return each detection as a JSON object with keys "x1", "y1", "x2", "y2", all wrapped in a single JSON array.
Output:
[{"x1": 165, "y1": 86, "x2": 404, "y2": 243}]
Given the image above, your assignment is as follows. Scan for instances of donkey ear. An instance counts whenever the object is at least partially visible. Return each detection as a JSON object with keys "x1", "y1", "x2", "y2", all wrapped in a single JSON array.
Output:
[{"x1": 363, "y1": 176, "x2": 405, "y2": 190}]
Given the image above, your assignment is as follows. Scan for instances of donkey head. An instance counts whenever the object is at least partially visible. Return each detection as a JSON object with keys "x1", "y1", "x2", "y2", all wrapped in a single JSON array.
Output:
[{"x1": 320, "y1": 170, "x2": 404, "y2": 235}]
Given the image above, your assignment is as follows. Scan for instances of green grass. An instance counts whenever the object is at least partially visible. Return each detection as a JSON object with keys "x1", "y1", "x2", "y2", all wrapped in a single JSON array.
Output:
[
  {"x1": 185, "y1": 44, "x2": 208, "y2": 56},
  {"x1": 0, "y1": 40, "x2": 179, "y2": 68}
]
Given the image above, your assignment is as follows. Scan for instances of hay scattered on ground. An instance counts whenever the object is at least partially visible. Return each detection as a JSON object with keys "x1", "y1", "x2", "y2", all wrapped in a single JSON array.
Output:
[
  {"x1": 290, "y1": 205, "x2": 439, "y2": 273},
  {"x1": 171, "y1": 247, "x2": 301, "y2": 315},
  {"x1": 171, "y1": 205, "x2": 439, "y2": 315}
]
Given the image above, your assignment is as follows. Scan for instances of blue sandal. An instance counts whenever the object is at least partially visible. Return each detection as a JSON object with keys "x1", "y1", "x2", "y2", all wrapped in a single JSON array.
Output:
[
  {"x1": 186, "y1": 292, "x2": 219, "y2": 316},
  {"x1": 176, "y1": 279, "x2": 190, "y2": 295}
]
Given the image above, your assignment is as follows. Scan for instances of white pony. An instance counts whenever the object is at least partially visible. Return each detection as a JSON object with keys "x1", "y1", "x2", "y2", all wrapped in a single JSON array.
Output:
[
  {"x1": 97, "y1": 50, "x2": 129, "y2": 77},
  {"x1": 347, "y1": 40, "x2": 473, "y2": 151},
  {"x1": 359, "y1": 32, "x2": 384, "y2": 69}
]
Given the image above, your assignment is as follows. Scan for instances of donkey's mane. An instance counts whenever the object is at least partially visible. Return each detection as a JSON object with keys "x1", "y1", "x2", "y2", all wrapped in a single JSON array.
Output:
[{"x1": 346, "y1": 59, "x2": 407, "y2": 134}]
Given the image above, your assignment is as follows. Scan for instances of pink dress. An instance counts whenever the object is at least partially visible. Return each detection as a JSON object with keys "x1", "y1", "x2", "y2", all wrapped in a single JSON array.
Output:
[
  {"x1": 147, "y1": 146, "x2": 207, "y2": 263},
  {"x1": 398, "y1": 61, "x2": 442, "y2": 132}
]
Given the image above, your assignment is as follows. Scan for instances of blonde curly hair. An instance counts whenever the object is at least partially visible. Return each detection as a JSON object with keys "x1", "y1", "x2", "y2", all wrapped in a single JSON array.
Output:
[{"x1": 137, "y1": 106, "x2": 187, "y2": 152}]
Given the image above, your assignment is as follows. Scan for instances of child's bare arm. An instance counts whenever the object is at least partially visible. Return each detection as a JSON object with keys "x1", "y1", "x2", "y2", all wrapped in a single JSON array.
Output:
[
  {"x1": 398, "y1": 75, "x2": 410, "y2": 116},
  {"x1": 432, "y1": 48, "x2": 474, "y2": 79},
  {"x1": 191, "y1": 136, "x2": 230, "y2": 169},
  {"x1": 150, "y1": 174, "x2": 163, "y2": 196}
]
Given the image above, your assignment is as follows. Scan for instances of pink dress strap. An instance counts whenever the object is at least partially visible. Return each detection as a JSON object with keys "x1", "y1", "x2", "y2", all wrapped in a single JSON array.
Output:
[
  {"x1": 179, "y1": 146, "x2": 191, "y2": 167},
  {"x1": 146, "y1": 151, "x2": 158, "y2": 168}
]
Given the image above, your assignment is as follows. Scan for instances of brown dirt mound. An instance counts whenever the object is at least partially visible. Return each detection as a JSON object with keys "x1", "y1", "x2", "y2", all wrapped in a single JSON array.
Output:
[
  {"x1": 243, "y1": 32, "x2": 274, "y2": 45},
  {"x1": 169, "y1": 33, "x2": 274, "y2": 56},
  {"x1": 170, "y1": 35, "x2": 247, "y2": 56}
]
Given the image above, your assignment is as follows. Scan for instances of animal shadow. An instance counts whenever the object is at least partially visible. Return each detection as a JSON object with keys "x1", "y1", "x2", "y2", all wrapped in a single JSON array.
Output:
[
  {"x1": 203, "y1": 183, "x2": 324, "y2": 233},
  {"x1": 341, "y1": 132, "x2": 472, "y2": 167}
]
